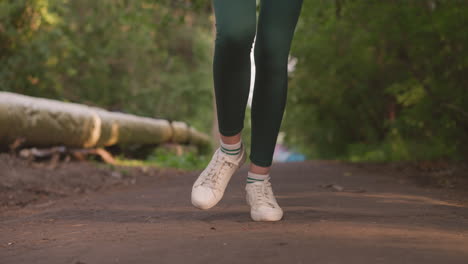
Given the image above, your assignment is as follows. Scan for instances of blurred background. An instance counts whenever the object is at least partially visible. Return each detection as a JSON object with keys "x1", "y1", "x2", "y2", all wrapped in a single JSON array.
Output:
[{"x1": 1, "y1": 0, "x2": 467, "y2": 164}]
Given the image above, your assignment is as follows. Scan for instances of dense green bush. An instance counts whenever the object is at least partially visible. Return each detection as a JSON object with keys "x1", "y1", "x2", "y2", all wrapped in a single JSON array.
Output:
[{"x1": 284, "y1": 0, "x2": 468, "y2": 161}]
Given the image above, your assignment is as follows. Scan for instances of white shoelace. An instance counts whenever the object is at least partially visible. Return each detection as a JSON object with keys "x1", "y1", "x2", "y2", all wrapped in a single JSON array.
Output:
[
  {"x1": 199, "y1": 149, "x2": 237, "y2": 190},
  {"x1": 251, "y1": 180, "x2": 277, "y2": 208}
]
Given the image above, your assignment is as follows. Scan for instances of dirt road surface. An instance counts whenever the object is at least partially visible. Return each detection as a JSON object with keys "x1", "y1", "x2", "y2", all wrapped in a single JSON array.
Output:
[{"x1": 1, "y1": 160, "x2": 468, "y2": 264}]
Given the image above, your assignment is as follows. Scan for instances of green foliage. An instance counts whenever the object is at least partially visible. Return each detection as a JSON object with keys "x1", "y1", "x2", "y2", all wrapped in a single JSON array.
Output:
[
  {"x1": 146, "y1": 147, "x2": 210, "y2": 170},
  {"x1": 0, "y1": 0, "x2": 214, "y2": 133},
  {"x1": 284, "y1": 0, "x2": 468, "y2": 161},
  {"x1": 113, "y1": 147, "x2": 210, "y2": 170}
]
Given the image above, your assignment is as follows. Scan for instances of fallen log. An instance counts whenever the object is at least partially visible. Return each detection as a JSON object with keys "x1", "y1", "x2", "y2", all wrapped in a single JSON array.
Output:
[{"x1": 0, "y1": 92, "x2": 211, "y2": 150}]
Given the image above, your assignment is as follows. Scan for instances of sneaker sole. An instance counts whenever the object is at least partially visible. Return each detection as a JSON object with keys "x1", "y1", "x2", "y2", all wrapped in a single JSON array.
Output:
[{"x1": 250, "y1": 210, "x2": 283, "y2": 222}]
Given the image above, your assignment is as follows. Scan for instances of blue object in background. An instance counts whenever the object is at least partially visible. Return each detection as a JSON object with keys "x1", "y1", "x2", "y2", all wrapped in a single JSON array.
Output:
[
  {"x1": 285, "y1": 152, "x2": 306, "y2": 162},
  {"x1": 273, "y1": 143, "x2": 306, "y2": 163}
]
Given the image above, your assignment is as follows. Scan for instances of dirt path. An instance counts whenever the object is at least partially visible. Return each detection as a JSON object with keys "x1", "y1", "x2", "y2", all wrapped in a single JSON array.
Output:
[{"x1": 1, "y1": 160, "x2": 468, "y2": 264}]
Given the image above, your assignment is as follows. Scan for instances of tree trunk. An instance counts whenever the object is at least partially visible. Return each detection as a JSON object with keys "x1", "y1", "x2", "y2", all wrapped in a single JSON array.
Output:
[{"x1": 0, "y1": 92, "x2": 211, "y2": 150}]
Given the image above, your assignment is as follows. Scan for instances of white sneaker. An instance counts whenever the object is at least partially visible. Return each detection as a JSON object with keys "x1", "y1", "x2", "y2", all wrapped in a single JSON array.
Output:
[
  {"x1": 245, "y1": 177, "x2": 283, "y2": 221},
  {"x1": 191, "y1": 144, "x2": 247, "y2": 210}
]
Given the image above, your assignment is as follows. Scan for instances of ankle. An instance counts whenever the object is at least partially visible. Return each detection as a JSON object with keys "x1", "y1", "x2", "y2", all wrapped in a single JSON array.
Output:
[
  {"x1": 220, "y1": 132, "x2": 241, "y2": 145},
  {"x1": 249, "y1": 163, "x2": 270, "y2": 175}
]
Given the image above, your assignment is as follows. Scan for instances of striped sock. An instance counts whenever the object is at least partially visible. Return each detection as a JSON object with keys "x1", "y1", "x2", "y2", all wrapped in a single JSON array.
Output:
[
  {"x1": 247, "y1": 171, "x2": 269, "y2": 184},
  {"x1": 220, "y1": 139, "x2": 242, "y2": 156}
]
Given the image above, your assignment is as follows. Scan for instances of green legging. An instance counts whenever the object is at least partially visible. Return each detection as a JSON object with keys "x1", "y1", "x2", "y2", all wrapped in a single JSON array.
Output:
[{"x1": 212, "y1": 0, "x2": 303, "y2": 167}]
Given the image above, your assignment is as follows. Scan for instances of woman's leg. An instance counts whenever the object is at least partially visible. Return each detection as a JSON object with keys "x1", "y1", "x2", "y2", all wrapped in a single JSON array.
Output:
[
  {"x1": 249, "y1": 0, "x2": 303, "y2": 170},
  {"x1": 191, "y1": 0, "x2": 256, "y2": 210},
  {"x1": 245, "y1": 1, "x2": 303, "y2": 221},
  {"x1": 212, "y1": 0, "x2": 256, "y2": 141}
]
